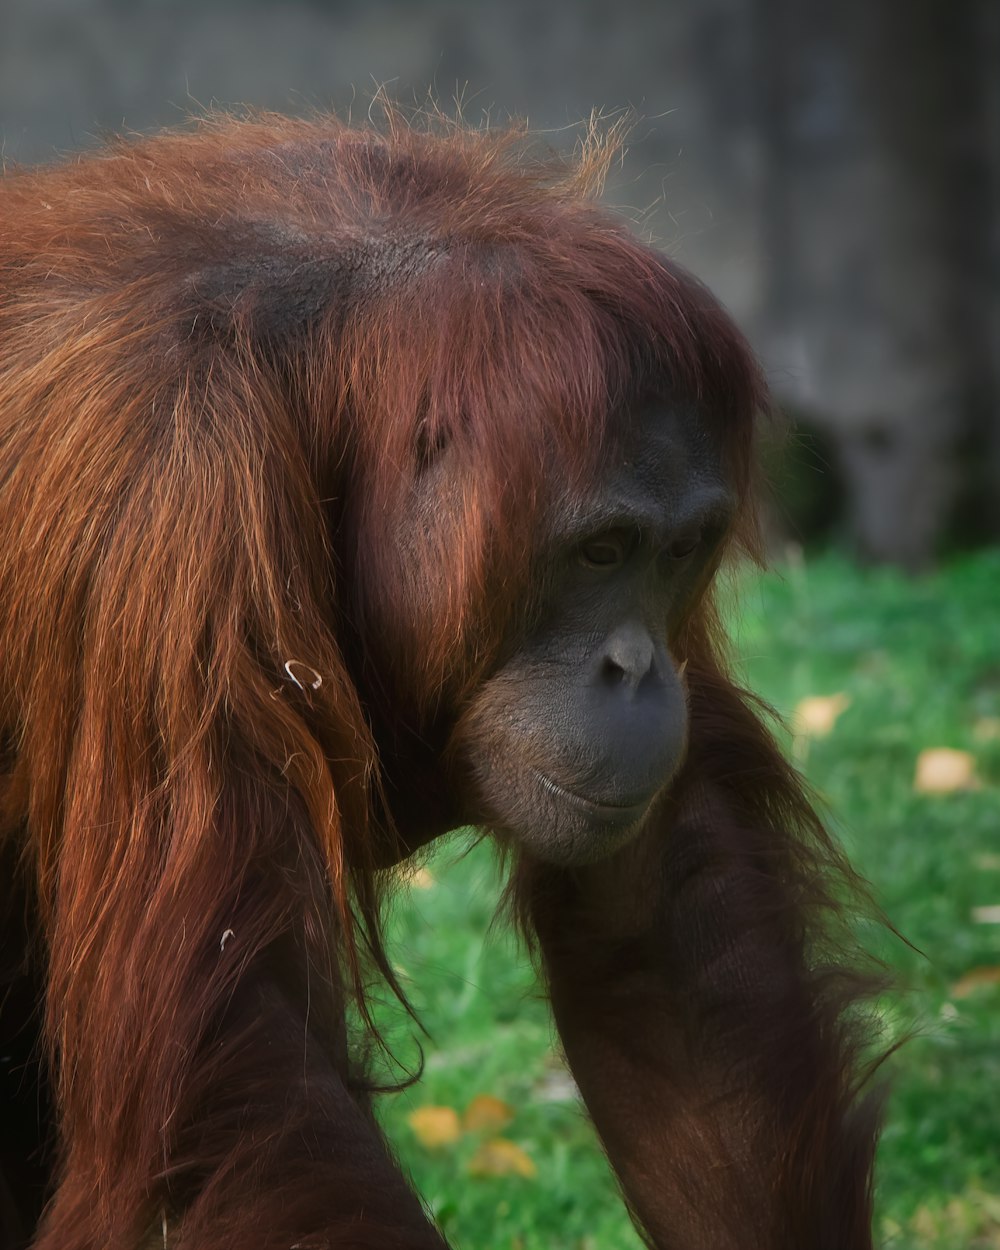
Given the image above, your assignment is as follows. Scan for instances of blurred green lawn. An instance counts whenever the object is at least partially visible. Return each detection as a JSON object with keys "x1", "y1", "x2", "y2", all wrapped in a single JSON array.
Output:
[{"x1": 369, "y1": 549, "x2": 1000, "y2": 1249}]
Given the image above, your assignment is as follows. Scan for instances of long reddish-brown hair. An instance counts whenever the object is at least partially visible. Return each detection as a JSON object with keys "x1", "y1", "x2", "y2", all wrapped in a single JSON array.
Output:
[
  {"x1": 1, "y1": 113, "x2": 878, "y2": 1245},
  {"x1": 0, "y1": 112, "x2": 762, "y2": 919}
]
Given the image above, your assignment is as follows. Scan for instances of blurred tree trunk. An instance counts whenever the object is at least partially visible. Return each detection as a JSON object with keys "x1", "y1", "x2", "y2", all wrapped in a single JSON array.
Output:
[{"x1": 753, "y1": 0, "x2": 997, "y2": 566}]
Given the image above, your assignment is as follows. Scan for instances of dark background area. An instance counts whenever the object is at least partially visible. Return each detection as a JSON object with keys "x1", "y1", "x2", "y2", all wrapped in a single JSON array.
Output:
[
  {"x1": 3, "y1": 0, "x2": 999, "y2": 567},
  {"x1": 3, "y1": 0, "x2": 998, "y2": 568}
]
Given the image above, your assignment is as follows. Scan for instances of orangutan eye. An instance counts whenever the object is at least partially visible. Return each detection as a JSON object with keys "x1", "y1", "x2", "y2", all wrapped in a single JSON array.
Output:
[
  {"x1": 665, "y1": 531, "x2": 702, "y2": 560},
  {"x1": 579, "y1": 528, "x2": 636, "y2": 569}
]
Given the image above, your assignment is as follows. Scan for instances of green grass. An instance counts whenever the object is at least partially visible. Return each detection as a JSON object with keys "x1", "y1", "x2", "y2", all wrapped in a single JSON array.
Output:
[{"x1": 369, "y1": 548, "x2": 1000, "y2": 1249}]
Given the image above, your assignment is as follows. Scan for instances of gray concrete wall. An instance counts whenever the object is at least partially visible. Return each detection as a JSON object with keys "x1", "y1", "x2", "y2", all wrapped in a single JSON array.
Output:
[{"x1": 3, "y1": 0, "x2": 996, "y2": 562}]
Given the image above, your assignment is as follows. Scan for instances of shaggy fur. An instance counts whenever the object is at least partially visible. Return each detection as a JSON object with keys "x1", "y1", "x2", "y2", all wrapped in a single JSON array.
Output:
[{"x1": 1, "y1": 113, "x2": 881, "y2": 1249}]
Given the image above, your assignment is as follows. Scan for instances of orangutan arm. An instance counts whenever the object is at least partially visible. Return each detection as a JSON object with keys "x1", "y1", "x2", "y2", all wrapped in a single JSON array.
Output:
[{"x1": 524, "y1": 690, "x2": 882, "y2": 1250}]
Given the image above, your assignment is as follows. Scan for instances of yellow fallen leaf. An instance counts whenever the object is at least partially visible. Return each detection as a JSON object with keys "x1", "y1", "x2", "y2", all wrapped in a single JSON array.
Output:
[
  {"x1": 396, "y1": 863, "x2": 435, "y2": 889},
  {"x1": 463, "y1": 1094, "x2": 515, "y2": 1133},
  {"x1": 407, "y1": 1105, "x2": 461, "y2": 1148},
  {"x1": 467, "y1": 1137, "x2": 537, "y2": 1179},
  {"x1": 911, "y1": 1205, "x2": 938, "y2": 1240},
  {"x1": 952, "y1": 966, "x2": 1000, "y2": 998},
  {"x1": 973, "y1": 716, "x2": 1000, "y2": 742},
  {"x1": 972, "y1": 905, "x2": 1000, "y2": 925},
  {"x1": 914, "y1": 747, "x2": 978, "y2": 794},
  {"x1": 793, "y1": 693, "x2": 850, "y2": 738}
]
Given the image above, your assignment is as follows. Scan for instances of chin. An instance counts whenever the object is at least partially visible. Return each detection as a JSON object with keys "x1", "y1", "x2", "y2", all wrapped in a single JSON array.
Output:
[{"x1": 481, "y1": 767, "x2": 660, "y2": 867}]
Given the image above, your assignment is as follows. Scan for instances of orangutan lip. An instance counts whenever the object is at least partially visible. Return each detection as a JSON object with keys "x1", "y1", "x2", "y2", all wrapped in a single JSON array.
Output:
[{"x1": 532, "y1": 770, "x2": 652, "y2": 820}]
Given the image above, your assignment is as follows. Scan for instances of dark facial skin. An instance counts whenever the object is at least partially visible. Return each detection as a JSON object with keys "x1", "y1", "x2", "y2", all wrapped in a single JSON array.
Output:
[{"x1": 455, "y1": 405, "x2": 734, "y2": 865}]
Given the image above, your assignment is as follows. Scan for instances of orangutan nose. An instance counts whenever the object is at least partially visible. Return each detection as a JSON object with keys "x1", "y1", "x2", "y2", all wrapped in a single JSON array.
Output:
[{"x1": 600, "y1": 622, "x2": 658, "y2": 692}]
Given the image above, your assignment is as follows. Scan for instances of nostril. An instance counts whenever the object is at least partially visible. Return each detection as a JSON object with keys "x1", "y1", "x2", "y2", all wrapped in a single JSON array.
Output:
[{"x1": 601, "y1": 655, "x2": 628, "y2": 685}]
